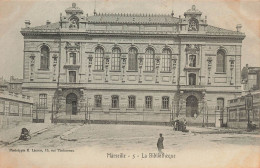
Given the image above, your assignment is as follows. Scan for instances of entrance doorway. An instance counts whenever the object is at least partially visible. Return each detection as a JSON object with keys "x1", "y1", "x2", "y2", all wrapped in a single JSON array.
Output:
[
  {"x1": 186, "y1": 95, "x2": 198, "y2": 117},
  {"x1": 66, "y1": 93, "x2": 77, "y2": 115}
]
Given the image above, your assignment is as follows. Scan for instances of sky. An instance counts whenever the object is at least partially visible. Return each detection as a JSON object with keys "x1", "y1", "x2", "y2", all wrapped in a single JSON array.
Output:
[{"x1": 0, "y1": 0, "x2": 259, "y2": 80}]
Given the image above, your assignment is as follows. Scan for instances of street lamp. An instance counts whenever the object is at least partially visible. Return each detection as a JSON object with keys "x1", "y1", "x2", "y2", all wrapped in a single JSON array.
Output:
[{"x1": 245, "y1": 91, "x2": 253, "y2": 129}]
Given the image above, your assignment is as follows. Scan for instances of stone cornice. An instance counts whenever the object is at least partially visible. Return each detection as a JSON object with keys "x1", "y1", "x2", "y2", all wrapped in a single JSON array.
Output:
[{"x1": 21, "y1": 30, "x2": 245, "y2": 40}]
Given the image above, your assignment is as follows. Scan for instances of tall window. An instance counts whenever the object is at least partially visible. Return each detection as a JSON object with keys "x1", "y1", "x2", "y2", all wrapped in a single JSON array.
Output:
[
  {"x1": 94, "y1": 47, "x2": 104, "y2": 70},
  {"x1": 161, "y1": 49, "x2": 171, "y2": 72},
  {"x1": 216, "y1": 50, "x2": 226, "y2": 73},
  {"x1": 145, "y1": 96, "x2": 153, "y2": 109},
  {"x1": 69, "y1": 71, "x2": 76, "y2": 83},
  {"x1": 189, "y1": 55, "x2": 196, "y2": 67},
  {"x1": 111, "y1": 48, "x2": 121, "y2": 71},
  {"x1": 94, "y1": 95, "x2": 102, "y2": 108},
  {"x1": 128, "y1": 96, "x2": 136, "y2": 108},
  {"x1": 217, "y1": 98, "x2": 224, "y2": 110},
  {"x1": 69, "y1": 53, "x2": 76, "y2": 65},
  {"x1": 40, "y1": 46, "x2": 49, "y2": 69},
  {"x1": 111, "y1": 95, "x2": 119, "y2": 108},
  {"x1": 162, "y1": 96, "x2": 169, "y2": 109},
  {"x1": 144, "y1": 48, "x2": 154, "y2": 71},
  {"x1": 39, "y1": 94, "x2": 47, "y2": 109},
  {"x1": 189, "y1": 73, "x2": 196, "y2": 85},
  {"x1": 128, "y1": 48, "x2": 138, "y2": 71}
]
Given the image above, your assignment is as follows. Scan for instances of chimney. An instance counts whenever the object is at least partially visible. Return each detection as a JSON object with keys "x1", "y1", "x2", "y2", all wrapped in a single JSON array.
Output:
[
  {"x1": 236, "y1": 24, "x2": 242, "y2": 32},
  {"x1": 25, "y1": 20, "x2": 31, "y2": 28},
  {"x1": 46, "y1": 20, "x2": 51, "y2": 25}
]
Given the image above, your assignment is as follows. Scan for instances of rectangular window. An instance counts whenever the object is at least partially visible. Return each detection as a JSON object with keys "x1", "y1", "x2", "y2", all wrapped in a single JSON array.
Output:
[
  {"x1": 94, "y1": 95, "x2": 102, "y2": 108},
  {"x1": 69, "y1": 53, "x2": 76, "y2": 65},
  {"x1": 39, "y1": 94, "x2": 47, "y2": 109},
  {"x1": 217, "y1": 98, "x2": 224, "y2": 110},
  {"x1": 111, "y1": 95, "x2": 119, "y2": 108},
  {"x1": 128, "y1": 96, "x2": 136, "y2": 108},
  {"x1": 9, "y1": 102, "x2": 19, "y2": 115},
  {"x1": 0, "y1": 100, "x2": 4, "y2": 113},
  {"x1": 69, "y1": 71, "x2": 76, "y2": 83},
  {"x1": 162, "y1": 96, "x2": 169, "y2": 109},
  {"x1": 145, "y1": 96, "x2": 153, "y2": 109},
  {"x1": 188, "y1": 55, "x2": 196, "y2": 67}
]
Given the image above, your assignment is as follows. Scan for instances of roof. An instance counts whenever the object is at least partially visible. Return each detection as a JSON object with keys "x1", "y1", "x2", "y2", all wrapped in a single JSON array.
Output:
[
  {"x1": 206, "y1": 25, "x2": 243, "y2": 35},
  {"x1": 28, "y1": 22, "x2": 60, "y2": 30},
  {"x1": 87, "y1": 14, "x2": 180, "y2": 24},
  {"x1": 21, "y1": 14, "x2": 244, "y2": 36}
]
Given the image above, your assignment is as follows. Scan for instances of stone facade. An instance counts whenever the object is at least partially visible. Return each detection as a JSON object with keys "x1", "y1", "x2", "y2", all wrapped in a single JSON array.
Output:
[{"x1": 21, "y1": 4, "x2": 245, "y2": 125}]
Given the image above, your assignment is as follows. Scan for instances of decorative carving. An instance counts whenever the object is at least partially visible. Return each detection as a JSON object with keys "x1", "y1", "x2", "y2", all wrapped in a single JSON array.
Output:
[
  {"x1": 88, "y1": 55, "x2": 93, "y2": 82},
  {"x1": 155, "y1": 56, "x2": 160, "y2": 83},
  {"x1": 29, "y1": 54, "x2": 35, "y2": 81},
  {"x1": 69, "y1": 17, "x2": 79, "y2": 29},
  {"x1": 185, "y1": 44, "x2": 200, "y2": 52},
  {"x1": 229, "y1": 58, "x2": 235, "y2": 85},
  {"x1": 121, "y1": 55, "x2": 127, "y2": 83},
  {"x1": 66, "y1": 42, "x2": 80, "y2": 49},
  {"x1": 138, "y1": 55, "x2": 143, "y2": 83},
  {"x1": 207, "y1": 57, "x2": 212, "y2": 84},
  {"x1": 105, "y1": 55, "x2": 110, "y2": 82},
  {"x1": 172, "y1": 56, "x2": 177, "y2": 84},
  {"x1": 29, "y1": 54, "x2": 35, "y2": 66},
  {"x1": 52, "y1": 54, "x2": 58, "y2": 81},
  {"x1": 185, "y1": 44, "x2": 200, "y2": 54},
  {"x1": 188, "y1": 18, "x2": 198, "y2": 31}
]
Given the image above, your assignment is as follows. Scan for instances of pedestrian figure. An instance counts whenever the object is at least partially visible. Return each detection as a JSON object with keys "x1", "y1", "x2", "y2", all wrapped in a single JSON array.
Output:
[
  {"x1": 19, "y1": 128, "x2": 31, "y2": 140},
  {"x1": 157, "y1": 133, "x2": 164, "y2": 153}
]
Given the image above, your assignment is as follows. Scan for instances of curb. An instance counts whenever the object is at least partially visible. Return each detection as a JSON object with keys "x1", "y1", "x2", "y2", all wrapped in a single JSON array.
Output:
[
  {"x1": 2, "y1": 125, "x2": 54, "y2": 146},
  {"x1": 59, "y1": 125, "x2": 83, "y2": 141}
]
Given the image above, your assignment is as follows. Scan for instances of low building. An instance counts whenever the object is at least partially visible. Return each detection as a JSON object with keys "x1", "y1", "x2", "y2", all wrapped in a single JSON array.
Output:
[
  {"x1": 227, "y1": 65, "x2": 260, "y2": 128},
  {"x1": 8, "y1": 76, "x2": 23, "y2": 94},
  {"x1": 0, "y1": 90, "x2": 34, "y2": 128}
]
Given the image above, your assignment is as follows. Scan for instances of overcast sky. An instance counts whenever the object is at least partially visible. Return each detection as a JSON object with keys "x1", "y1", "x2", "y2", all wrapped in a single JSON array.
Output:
[{"x1": 0, "y1": 0, "x2": 259, "y2": 79}]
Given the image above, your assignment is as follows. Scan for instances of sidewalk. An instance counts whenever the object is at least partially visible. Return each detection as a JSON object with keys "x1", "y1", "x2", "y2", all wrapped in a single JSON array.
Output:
[
  {"x1": 0, "y1": 123, "x2": 53, "y2": 145},
  {"x1": 188, "y1": 126, "x2": 260, "y2": 134}
]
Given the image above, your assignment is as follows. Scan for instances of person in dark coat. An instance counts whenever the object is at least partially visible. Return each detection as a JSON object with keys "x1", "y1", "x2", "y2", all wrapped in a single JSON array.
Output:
[{"x1": 157, "y1": 133, "x2": 164, "y2": 153}]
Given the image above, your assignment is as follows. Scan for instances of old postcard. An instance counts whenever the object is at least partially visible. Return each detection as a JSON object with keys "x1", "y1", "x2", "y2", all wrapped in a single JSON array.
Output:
[{"x1": 0, "y1": 0, "x2": 259, "y2": 168}]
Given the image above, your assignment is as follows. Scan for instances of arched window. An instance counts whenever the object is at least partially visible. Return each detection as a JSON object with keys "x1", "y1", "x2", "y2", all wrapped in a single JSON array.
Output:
[
  {"x1": 189, "y1": 73, "x2": 196, "y2": 85},
  {"x1": 94, "y1": 47, "x2": 104, "y2": 70},
  {"x1": 186, "y1": 95, "x2": 198, "y2": 117},
  {"x1": 40, "y1": 46, "x2": 50, "y2": 70},
  {"x1": 111, "y1": 48, "x2": 121, "y2": 71},
  {"x1": 128, "y1": 48, "x2": 138, "y2": 71},
  {"x1": 144, "y1": 48, "x2": 155, "y2": 71},
  {"x1": 162, "y1": 49, "x2": 171, "y2": 72},
  {"x1": 216, "y1": 50, "x2": 226, "y2": 73}
]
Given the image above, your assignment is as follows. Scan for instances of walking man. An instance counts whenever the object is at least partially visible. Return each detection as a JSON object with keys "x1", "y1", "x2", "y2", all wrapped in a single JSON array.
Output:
[{"x1": 157, "y1": 133, "x2": 164, "y2": 153}]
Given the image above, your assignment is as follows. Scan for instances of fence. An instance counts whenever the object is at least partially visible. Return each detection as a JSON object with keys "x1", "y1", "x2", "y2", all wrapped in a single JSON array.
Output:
[{"x1": 50, "y1": 102, "x2": 226, "y2": 127}]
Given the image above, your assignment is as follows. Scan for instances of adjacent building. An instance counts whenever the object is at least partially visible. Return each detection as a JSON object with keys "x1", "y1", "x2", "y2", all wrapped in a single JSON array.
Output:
[
  {"x1": 227, "y1": 65, "x2": 260, "y2": 128},
  {"x1": 20, "y1": 3, "x2": 245, "y2": 125}
]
